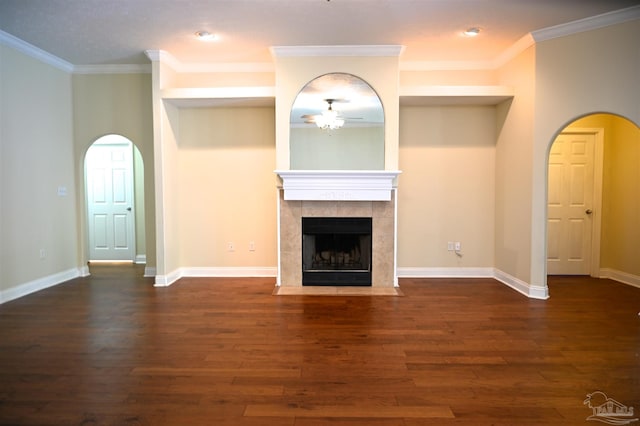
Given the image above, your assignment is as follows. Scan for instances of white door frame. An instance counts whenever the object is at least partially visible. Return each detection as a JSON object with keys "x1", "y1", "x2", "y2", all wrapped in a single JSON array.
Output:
[{"x1": 547, "y1": 127, "x2": 604, "y2": 276}]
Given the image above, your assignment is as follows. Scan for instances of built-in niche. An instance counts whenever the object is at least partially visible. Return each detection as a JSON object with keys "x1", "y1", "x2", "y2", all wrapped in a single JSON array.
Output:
[{"x1": 289, "y1": 73, "x2": 384, "y2": 170}]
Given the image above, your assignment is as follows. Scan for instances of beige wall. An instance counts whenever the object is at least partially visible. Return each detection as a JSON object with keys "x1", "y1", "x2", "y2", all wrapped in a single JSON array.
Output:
[
  {"x1": 398, "y1": 106, "x2": 496, "y2": 268},
  {"x1": 1, "y1": 44, "x2": 77, "y2": 295},
  {"x1": 177, "y1": 107, "x2": 277, "y2": 267},
  {"x1": 494, "y1": 46, "x2": 536, "y2": 285},
  {"x1": 532, "y1": 19, "x2": 640, "y2": 289},
  {"x1": 72, "y1": 73, "x2": 155, "y2": 269}
]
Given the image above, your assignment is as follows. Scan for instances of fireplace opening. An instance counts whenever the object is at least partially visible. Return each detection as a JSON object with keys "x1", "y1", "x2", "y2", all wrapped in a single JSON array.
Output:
[{"x1": 302, "y1": 217, "x2": 372, "y2": 286}]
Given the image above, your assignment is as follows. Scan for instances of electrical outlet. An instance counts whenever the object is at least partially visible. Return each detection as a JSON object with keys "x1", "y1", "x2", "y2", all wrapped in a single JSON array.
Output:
[
  {"x1": 227, "y1": 242, "x2": 235, "y2": 252},
  {"x1": 455, "y1": 242, "x2": 461, "y2": 251},
  {"x1": 249, "y1": 241, "x2": 256, "y2": 251},
  {"x1": 447, "y1": 242, "x2": 454, "y2": 251}
]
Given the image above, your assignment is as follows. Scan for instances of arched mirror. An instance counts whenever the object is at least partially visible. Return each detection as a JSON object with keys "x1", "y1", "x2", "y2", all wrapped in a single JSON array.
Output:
[{"x1": 289, "y1": 73, "x2": 384, "y2": 170}]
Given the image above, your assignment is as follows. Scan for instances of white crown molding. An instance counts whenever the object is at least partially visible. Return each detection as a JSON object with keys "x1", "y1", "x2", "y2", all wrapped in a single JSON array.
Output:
[
  {"x1": 144, "y1": 49, "x2": 273, "y2": 73},
  {"x1": 271, "y1": 45, "x2": 405, "y2": 58},
  {"x1": 0, "y1": 29, "x2": 74, "y2": 73},
  {"x1": 73, "y1": 64, "x2": 151, "y2": 74},
  {"x1": 400, "y1": 60, "x2": 496, "y2": 71},
  {"x1": 178, "y1": 62, "x2": 275, "y2": 73},
  {"x1": 4, "y1": 6, "x2": 637, "y2": 75},
  {"x1": 532, "y1": 5, "x2": 640, "y2": 42},
  {"x1": 491, "y1": 33, "x2": 536, "y2": 69}
]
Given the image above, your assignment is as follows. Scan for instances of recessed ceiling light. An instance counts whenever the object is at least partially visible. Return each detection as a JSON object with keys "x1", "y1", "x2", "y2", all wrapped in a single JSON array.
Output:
[
  {"x1": 195, "y1": 30, "x2": 219, "y2": 41},
  {"x1": 463, "y1": 27, "x2": 480, "y2": 37}
]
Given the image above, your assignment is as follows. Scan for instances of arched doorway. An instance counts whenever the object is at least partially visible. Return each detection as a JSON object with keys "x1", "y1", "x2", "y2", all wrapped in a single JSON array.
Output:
[
  {"x1": 547, "y1": 113, "x2": 640, "y2": 286},
  {"x1": 85, "y1": 134, "x2": 146, "y2": 262}
]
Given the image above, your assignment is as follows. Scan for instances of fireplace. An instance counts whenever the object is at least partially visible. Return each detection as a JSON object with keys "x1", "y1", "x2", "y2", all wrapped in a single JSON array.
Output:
[
  {"x1": 275, "y1": 170, "x2": 401, "y2": 288},
  {"x1": 302, "y1": 217, "x2": 372, "y2": 286}
]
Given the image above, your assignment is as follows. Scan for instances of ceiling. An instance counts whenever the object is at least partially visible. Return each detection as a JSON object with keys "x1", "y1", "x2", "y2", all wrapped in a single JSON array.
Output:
[{"x1": 1, "y1": 0, "x2": 639, "y2": 68}]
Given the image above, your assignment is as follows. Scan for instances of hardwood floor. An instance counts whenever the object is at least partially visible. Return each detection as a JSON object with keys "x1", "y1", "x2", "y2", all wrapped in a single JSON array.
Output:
[{"x1": 1, "y1": 264, "x2": 638, "y2": 425}]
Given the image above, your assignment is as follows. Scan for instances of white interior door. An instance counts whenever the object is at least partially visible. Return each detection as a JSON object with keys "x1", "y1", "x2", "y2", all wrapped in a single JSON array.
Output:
[
  {"x1": 86, "y1": 137, "x2": 135, "y2": 261},
  {"x1": 547, "y1": 132, "x2": 595, "y2": 275}
]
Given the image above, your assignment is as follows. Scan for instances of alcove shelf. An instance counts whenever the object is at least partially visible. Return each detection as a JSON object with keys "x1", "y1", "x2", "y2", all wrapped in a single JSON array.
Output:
[
  {"x1": 160, "y1": 85, "x2": 513, "y2": 108},
  {"x1": 400, "y1": 85, "x2": 514, "y2": 106},
  {"x1": 161, "y1": 86, "x2": 275, "y2": 108}
]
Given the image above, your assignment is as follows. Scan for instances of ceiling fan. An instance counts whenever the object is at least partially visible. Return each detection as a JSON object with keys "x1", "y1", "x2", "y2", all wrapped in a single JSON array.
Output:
[{"x1": 301, "y1": 99, "x2": 361, "y2": 130}]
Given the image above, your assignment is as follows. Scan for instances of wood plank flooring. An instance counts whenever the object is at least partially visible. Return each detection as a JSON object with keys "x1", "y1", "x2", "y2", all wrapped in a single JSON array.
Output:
[{"x1": 1, "y1": 264, "x2": 639, "y2": 425}]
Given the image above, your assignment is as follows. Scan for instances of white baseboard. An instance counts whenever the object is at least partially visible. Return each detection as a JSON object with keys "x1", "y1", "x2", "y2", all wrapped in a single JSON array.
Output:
[
  {"x1": 397, "y1": 267, "x2": 549, "y2": 299},
  {"x1": 600, "y1": 268, "x2": 640, "y2": 288},
  {"x1": 154, "y1": 267, "x2": 277, "y2": 287},
  {"x1": 397, "y1": 267, "x2": 495, "y2": 278},
  {"x1": 182, "y1": 267, "x2": 277, "y2": 277},
  {"x1": 493, "y1": 268, "x2": 548, "y2": 299},
  {"x1": 0, "y1": 267, "x2": 83, "y2": 304},
  {"x1": 80, "y1": 265, "x2": 91, "y2": 277},
  {"x1": 135, "y1": 255, "x2": 146, "y2": 265},
  {"x1": 144, "y1": 266, "x2": 156, "y2": 278},
  {"x1": 154, "y1": 268, "x2": 182, "y2": 287}
]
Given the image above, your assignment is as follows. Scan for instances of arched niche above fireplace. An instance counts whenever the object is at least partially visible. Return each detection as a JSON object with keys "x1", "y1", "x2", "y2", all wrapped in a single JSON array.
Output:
[{"x1": 289, "y1": 73, "x2": 384, "y2": 170}]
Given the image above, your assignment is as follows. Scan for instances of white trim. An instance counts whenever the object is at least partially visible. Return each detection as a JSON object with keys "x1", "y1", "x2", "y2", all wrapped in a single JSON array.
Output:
[
  {"x1": 600, "y1": 268, "x2": 640, "y2": 289},
  {"x1": 154, "y1": 268, "x2": 182, "y2": 287},
  {"x1": 182, "y1": 267, "x2": 277, "y2": 278},
  {"x1": 275, "y1": 170, "x2": 401, "y2": 201},
  {"x1": 174, "y1": 62, "x2": 274, "y2": 73},
  {"x1": 491, "y1": 33, "x2": 536, "y2": 69},
  {"x1": 0, "y1": 29, "x2": 74, "y2": 72},
  {"x1": 276, "y1": 189, "x2": 282, "y2": 287},
  {"x1": 0, "y1": 268, "x2": 82, "y2": 304},
  {"x1": 144, "y1": 49, "x2": 274, "y2": 73},
  {"x1": 397, "y1": 267, "x2": 549, "y2": 299},
  {"x1": 400, "y1": 60, "x2": 496, "y2": 71},
  {"x1": 532, "y1": 5, "x2": 640, "y2": 42},
  {"x1": 73, "y1": 64, "x2": 151, "y2": 74},
  {"x1": 161, "y1": 86, "x2": 275, "y2": 101},
  {"x1": 154, "y1": 267, "x2": 278, "y2": 287},
  {"x1": 271, "y1": 45, "x2": 405, "y2": 58},
  {"x1": 135, "y1": 255, "x2": 147, "y2": 265},
  {"x1": 393, "y1": 189, "x2": 399, "y2": 287},
  {"x1": 493, "y1": 269, "x2": 549, "y2": 299},
  {"x1": 397, "y1": 267, "x2": 495, "y2": 278},
  {"x1": 144, "y1": 267, "x2": 156, "y2": 278},
  {"x1": 80, "y1": 265, "x2": 91, "y2": 277}
]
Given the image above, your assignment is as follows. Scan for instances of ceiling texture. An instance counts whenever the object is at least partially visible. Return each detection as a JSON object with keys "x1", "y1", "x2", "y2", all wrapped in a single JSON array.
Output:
[{"x1": 1, "y1": 0, "x2": 639, "y2": 69}]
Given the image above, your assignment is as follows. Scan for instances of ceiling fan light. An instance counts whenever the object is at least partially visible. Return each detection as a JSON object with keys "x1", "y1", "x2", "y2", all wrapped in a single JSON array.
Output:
[
  {"x1": 195, "y1": 30, "x2": 218, "y2": 41},
  {"x1": 313, "y1": 99, "x2": 345, "y2": 130},
  {"x1": 463, "y1": 27, "x2": 480, "y2": 37}
]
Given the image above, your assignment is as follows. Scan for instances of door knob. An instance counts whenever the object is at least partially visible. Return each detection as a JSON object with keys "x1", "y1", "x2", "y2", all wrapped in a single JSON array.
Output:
[
  {"x1": 127, "y1": 207, "x2": 132, "y2": 211},
  {"x1": 585, "y1": 209, "x2": 593, "y2": 215}
]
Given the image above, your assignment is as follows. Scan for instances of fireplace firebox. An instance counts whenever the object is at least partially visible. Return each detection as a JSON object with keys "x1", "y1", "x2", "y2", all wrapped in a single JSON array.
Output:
[{"x1": 302, "y1": 217, "x2": 372, "y2": 286}]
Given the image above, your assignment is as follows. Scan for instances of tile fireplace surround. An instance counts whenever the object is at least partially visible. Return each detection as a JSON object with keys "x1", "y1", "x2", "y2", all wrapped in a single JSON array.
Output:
[{"x1": 276, "y1": 170, "x2": 401, "y2": 287}]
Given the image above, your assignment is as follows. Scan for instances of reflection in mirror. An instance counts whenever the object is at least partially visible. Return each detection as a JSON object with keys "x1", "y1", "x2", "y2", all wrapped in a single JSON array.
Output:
[{"x1": 290, "y1": 73, "x2": 384, "y2": 170}]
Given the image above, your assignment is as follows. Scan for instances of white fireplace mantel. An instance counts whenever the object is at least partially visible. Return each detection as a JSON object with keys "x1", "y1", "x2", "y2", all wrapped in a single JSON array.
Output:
[{"x1": 275, "y1": 170, "x2": 401, "y2": 201}]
